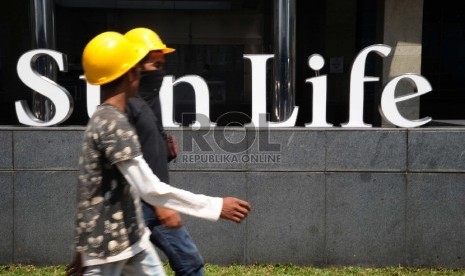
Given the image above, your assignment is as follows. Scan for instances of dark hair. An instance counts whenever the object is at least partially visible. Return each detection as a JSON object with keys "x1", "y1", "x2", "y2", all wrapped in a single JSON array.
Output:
[{"x1": 101, "y1": 73, "x2": 126, "y2": 91}]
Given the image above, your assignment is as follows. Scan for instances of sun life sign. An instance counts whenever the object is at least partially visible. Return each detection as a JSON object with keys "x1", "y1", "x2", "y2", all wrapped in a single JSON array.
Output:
[{"x1": 15, "y1": 44, "x2": 432, "y2": 128}]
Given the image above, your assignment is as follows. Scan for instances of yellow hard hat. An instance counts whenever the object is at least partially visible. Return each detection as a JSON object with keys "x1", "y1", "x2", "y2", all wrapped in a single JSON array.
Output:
[
  {"x1": 82, "y1": 31, "x2": 150, "y2": 85},
  {"x1": 124, "y1": 27, "x2": 175, "y2": 54}
]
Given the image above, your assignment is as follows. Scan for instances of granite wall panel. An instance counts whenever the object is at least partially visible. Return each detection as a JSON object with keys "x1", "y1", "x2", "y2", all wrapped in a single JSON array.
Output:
[
  {"x1": 408, "y1": 130, "x2": 465, "y2": 172},
  {"x1": 170, "y1": 171, "x2": 248, "y2": 265},
  {"x1": 246, "y1": 129, "x2": 326, "y2": 171},
  {"x1": 0, "y1": 131, "x2": 12, "y2": 169},
  {"x1": 169, "y1": 128, "x2": 247, "y2": 171},
  {"x1": 326, "y1": 172, "x2": 406, "y2": 266},
  {"x1": 1, "y1": 127, "x2": 465, "y2": 268},
  {"x1": 326, "y1": 130, "x2": 407, "y2": 172},
  {"x1": 14, "y1": 171, "x2": 78, "y2": 264},
  {"x1": 246, "y1": 172, "x2": 326, "y2": 265},
  {"x1": 406, "y1": 173, "x2": 465, "y2": 267},
  {"x1": 0, "y1": 172, "x2": 13, "y2": 264},
  {"x1": 13, "y1": 130, "x2": 82, "y2": 170}
]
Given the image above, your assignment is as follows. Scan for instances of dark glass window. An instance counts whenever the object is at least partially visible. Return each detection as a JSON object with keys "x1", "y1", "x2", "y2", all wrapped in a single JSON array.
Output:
[
  {"x1": 0, "y1": 2, "x2": 31, "y2": 125},
  {"x1": 54, "y1": 0, "x2": 267, "y2": 126},
  {"x1": 422, "y1": 0, "x2": 465, "y2": 120}
]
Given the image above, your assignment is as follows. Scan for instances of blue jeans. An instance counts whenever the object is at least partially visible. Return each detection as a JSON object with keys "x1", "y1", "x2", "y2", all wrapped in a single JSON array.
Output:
[{"x1": 142, "y1": 202, "x2": 204, "y2": 276}]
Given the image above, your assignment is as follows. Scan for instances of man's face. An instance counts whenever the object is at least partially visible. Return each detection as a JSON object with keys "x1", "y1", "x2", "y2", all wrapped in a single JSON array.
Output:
[{"x1": 141, "y1": 51, "x2": 165, "y2": 71}]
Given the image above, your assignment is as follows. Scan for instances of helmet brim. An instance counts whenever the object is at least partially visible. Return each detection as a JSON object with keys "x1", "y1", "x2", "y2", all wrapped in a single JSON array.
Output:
[{"x1": 160, "y1": 47, "x2": 175, "y2": 54}]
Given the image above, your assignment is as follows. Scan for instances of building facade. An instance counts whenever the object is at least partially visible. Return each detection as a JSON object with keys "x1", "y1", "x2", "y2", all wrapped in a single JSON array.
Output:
[
  {"x1": 2, "y1": 0, "x2": 464, "y2": 127},
  {"x1": 1, "y1": 0, "x2": 465, "y2": 268}
]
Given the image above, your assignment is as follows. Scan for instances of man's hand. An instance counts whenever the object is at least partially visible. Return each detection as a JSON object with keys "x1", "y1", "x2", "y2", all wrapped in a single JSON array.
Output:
[
  {"x1": 220, "y1": 197, "x2": 251, "y2": 223},
  {"x1": 66, "y1": 252, "x2": 85, "y2": 276},
  {"x1": 155, "y1": 207, "x2": 183, "y2": 229}
]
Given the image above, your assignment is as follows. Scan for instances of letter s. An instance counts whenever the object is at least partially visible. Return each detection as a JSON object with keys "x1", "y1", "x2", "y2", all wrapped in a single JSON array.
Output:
[{"x1": 16, "y1": 49, "x2": 73, "y2": 126}]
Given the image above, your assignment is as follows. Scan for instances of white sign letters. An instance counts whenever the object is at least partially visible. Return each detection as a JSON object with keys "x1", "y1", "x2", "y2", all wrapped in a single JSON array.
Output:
[
  {"x1": 16, "y1": 49, "x2": 73, "y2": 126},
  {"x1": 15, "y1": 44, "x2": 432, "y2": 128}
]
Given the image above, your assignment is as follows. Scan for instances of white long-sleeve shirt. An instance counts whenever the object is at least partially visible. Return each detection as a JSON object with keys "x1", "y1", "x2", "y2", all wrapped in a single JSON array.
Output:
[
  {"x1": 83, "y1": 155, "x2": 223, "y2": 266},
  {"x1": 117, "y1": 155, "x2": 223, "y2": 221}
]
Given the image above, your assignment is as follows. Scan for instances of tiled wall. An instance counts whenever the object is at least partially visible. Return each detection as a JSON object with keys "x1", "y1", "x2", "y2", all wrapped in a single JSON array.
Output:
[{"x1": 1, "y1": 127, "x2": 464, "y2": 267}]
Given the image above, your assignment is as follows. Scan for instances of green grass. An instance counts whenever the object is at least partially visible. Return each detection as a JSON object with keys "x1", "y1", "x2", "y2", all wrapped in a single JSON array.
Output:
[
  {"x1": 0, "y1": 265, "x2": 65, "y2": 276},
  {"x1": 1, "y1": 264, "x2": 465, "y2": 275}
]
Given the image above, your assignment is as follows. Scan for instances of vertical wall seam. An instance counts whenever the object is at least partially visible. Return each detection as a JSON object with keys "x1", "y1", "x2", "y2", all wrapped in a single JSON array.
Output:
[
  {"x1": 404, "y1": 129, "x2": 409, "y2": 265},
  {"x1": 404, "y1": 171, "x2": 409, "y2": 266},
  {"x1": 244, "y1": 170, "x2": 249, "y2": 265},
  {"x1": 12, "y1": 172, "x2": 15, "y2": 264},
  {"x1": 244, "y1": 129, "x2": 250, "y2": 265},
  {"x1": 406, "y1": 130, "x2": 409, "y2": 173},
  {"x1": 11, "y1": 131, "x2": 15, "y2": 263},
  {"x1": 323, "y1": 130, "x2": 328, "y2": 265},
  {"x1": 11, "y1": 131, "x2": 14, "y2": 171}
]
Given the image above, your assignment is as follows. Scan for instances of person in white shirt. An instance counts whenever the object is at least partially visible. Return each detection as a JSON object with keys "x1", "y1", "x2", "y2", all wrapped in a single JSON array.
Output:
[{"x1": 67, "y1": 31, "x2": 251, "y2": 276}]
